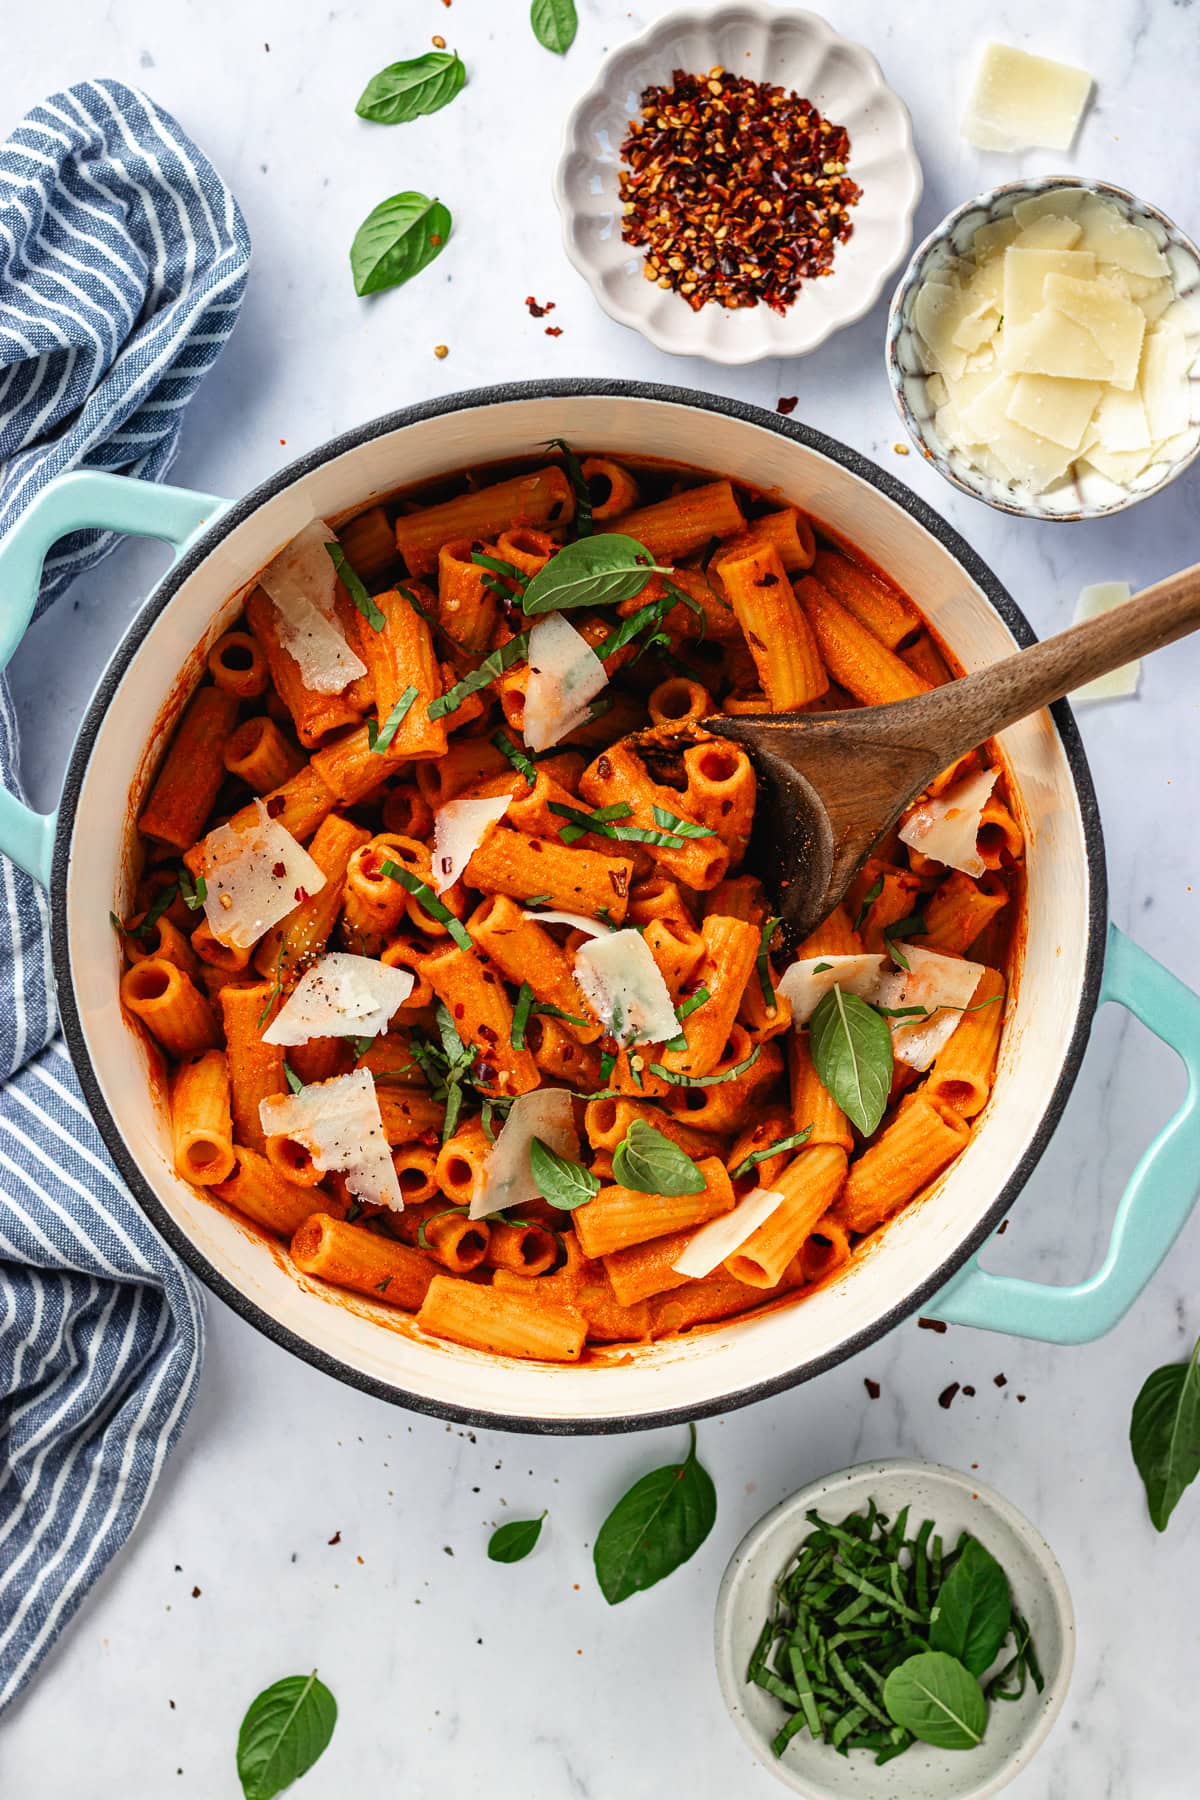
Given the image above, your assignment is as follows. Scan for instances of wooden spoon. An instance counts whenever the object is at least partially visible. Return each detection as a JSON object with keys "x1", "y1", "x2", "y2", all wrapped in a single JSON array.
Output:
[{"x1": 706, "y1": 564, "x2": 1200, "y2": 950}]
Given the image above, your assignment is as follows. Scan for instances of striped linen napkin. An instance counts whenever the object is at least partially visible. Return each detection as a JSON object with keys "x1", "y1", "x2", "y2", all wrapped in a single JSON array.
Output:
[{"x1": 0, "y1": 79, "x2": 250, "y2": 1710}]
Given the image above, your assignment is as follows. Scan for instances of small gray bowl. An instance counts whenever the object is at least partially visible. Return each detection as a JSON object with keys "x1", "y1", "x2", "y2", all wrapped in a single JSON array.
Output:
[
  {"x1": 885, "y1": 176, "x2": 1200, "y2": 519},
  {"x1": 714, "y1": 1459, "x2": 1075, "y2": 1799}
]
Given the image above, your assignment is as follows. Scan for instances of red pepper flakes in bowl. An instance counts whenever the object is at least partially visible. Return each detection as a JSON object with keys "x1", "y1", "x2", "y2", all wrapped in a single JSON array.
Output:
[{"x1": 618, "y1": 65, "x2": 861, "y2": 315}]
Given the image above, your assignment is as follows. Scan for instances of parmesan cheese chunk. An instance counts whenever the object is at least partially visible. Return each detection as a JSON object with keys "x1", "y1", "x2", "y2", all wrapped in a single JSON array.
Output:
[
  {"x1": 573, "y1": 929, "x2": 678, "y2": 1046},
  {"x1": 258, "y1": 520, "x2": 368, "y2": 694},
  {"x1": 259, "y1": 1069, "x2": 404, "y2": 1211},
  {"x1": 670, "y1": 1188, "x2": 786, "y2": 1279},
  {"x1": 1076, "y1": 199, "x2": 1169, "y2": 279},
  {"x1": 777, "y1": 954, "x2": 887, "y2": 1027},
  {"x1": 898, "y1": 768, "x2": 1000, "y2": 879},
  {"x1": 1041, "y1": 272, "x2": 1145, "y2": 391},
  {"x1": 875, "y1": 947, "x2": 987, "y2": 1072},
  {"x1": 432, "y1": 795, "x2": 512, "y2": 893},
  {"x1": 962, "y1": 376, "x2": 1077, "y2": 488},
  {"x1": 523, "y1": 613, "x2": 608, "y2": 752},
  {"x1": 201, "y1": 799, "x2": 326, "y2": 950},
  {"x1": 1004, "y1": 373, "x2": 1101, "y2": 451},
  {"x1": 1071, "y1": 582, "x2": 1140, "y2": 702},
  {"x1": 961, "y1": 43, "x2": 1092, "y2": 152},
  {"x1": 261, "y1": 954, "x2": 414, "y2": 1047},
  {"x1": 469, "y1": 1088, "x2": 579, "y2": 1220},
  {"x1": 1003, "y1": 308, "x2": 1115, "y2": 384},
  {"x1": 1002, "y1": 248, "x2": 1096, "y2": 331}
]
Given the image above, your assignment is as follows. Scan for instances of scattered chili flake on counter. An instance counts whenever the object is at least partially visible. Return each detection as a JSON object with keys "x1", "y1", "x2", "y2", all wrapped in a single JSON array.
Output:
[
  {"x1": 776, "y1": 395, "x2": 798, "y2": 414},
  {"x1": 917, "y1": 1316, "x2": 948, "y2": 1333},
  {"x1": 938, "y1": 1381, "x2": 960, "y2": 1409},
  {"x1": 525, "y1": 295, "x2": 556, "y2": 318},
  {"x1": 864, "y1": 1377, "x2": 881, "y2": 1399},
  {"x1": 545, "y1": 325, "x2": 563, "y2": 337},
  {"x1": 618, "y1": 65, "x2": 862, "y2": 313}
]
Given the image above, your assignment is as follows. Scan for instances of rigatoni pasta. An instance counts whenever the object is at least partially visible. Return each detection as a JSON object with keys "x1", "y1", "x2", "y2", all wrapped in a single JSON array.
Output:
[{"x1": 118, "y1": 444, "x2": 1022, "y2": 1362}]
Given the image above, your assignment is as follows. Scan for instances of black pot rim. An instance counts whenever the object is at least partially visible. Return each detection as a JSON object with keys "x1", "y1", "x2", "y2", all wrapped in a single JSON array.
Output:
[{"x1": 51, "y1": 377, "x2": 1108, "y2": 1436}]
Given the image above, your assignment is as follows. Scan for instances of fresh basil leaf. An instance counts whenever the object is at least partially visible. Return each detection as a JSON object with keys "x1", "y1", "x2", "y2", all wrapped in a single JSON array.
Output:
[
  {"x1": 237, "y1": 1670, "x2": 337, "y2": 1800},
  {"x1": 530, "y1": 0, "x2": 578, "y2": 54},
  {"x1": 612, "y1": 1117, "x2": 705, "y2": 1196},
  {"x1": 522, "y1": 533, "x2": 666, "y2": 616},
  {"x1": 809, "y1": 985, "x2": 892, "y2": 1136},
  {"x1": 882, "y1": 1651, "x2": 986, "y2": 1750},
  {"x1": 492, "y1": 727, "x2": 537, "y2": 787},
  {"x1": 356, "y1": 50, "x2": 466, "y2": 125},
  {"x1": 488, "y1": 1512, "x2": 547, "y2": 1563},
  {"x1": 594, "y1": 1423, "x2": 716, "y2": 1605},
  {"x1": 380, "y1": 858, "x2": 472, "y2": 951},
  {"x1": 730, "y1": 1127, "x2": 812, "y2": 1181},
  {"x1": 545, "y1": 438, "x2": 593, "y2": 535},
  {"x1": 350, "y1": 191, "x2": 451, "y2": 297},
  {"x1": 428, "y1": 630, "x2": 530, "y2": 719},
  {"x1": 853, "y1": 873, "x2": 885, "y2": 932},
  {"x1": 648, "y1": 1044, "x2": 762, "y2": 1089},
  {"x1": 929, "y1": 1536, "x2": 1012, "y2": 1676},
  {"x1": 650, "y1": 805, "x2": 715, "y2": 840},
  {"x1": 367, "y1": 685, "x2": 418, "y2": 753},
  {"x1": 1131, "y1": 1336, "x2": 1200, "y2": 1531},
  {"x1": 325, "y1": 541, "x2": 385, "y2": 630},
  {"x1": 530, "y1": 1136, "x2": 600, "y2": 1210}
]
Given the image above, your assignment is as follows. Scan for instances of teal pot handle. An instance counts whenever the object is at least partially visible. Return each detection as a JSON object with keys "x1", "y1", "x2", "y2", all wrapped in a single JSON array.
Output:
[
  {"x1": 0, "y1": 471, "x2": 226, "y2": 887},
  {"x1": 929, "y1": 923, "x2": 1200, "y2": 1342}
]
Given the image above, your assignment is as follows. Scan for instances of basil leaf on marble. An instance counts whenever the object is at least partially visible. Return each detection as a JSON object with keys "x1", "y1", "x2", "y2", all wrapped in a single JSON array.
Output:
[
  {"x1": 350, "y1": 192, "x2": 451, "y2": 296},
  {"x1": 530, "y1": 0, "x2": 578, "y2": 55},
  {"x1": 488, "y1": 1512, "x2": 547, "y2": 1563},
  {"x1": 237, "y1": 1670, "x2": 337, "y2": 1800},
  {"x1": 1131, "y1": 1335, "x2": 1200, "y2": 1531},
  {"x1": 594, "y1": 1424, "x2": 716, "y2": 1604},
  {"x1": 356, "y1": 51, "x2": 466, "y2": 125}
]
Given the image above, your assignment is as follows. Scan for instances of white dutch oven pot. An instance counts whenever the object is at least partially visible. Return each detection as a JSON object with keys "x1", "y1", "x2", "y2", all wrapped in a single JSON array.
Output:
[{"x1": 2, "y1": 383, "x2": 1198, "y2": 1434}]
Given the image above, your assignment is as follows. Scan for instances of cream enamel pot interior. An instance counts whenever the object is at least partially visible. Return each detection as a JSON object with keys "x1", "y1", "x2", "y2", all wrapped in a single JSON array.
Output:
[{"x1": 4, "y1": 381, "x2": 1200, "y2": 1436}]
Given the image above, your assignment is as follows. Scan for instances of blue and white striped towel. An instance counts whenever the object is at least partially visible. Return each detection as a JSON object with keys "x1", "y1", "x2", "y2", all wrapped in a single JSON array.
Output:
[{"x1": 0, "y1": 78, "x2": 250, "y2": 1711}]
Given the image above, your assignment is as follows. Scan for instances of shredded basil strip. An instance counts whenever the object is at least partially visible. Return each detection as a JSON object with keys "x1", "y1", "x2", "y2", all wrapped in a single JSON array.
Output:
[
  {"x1": 731, "y1": 1127, "x2": 813, "y2": 1180},
  {"x1": 511, "y1": 981, "x2": 535, "y2": 1051},
  {"x1": 380, "y1": 858, "x2": 472, "y2": 950},
  {"x1": 283, "y1": 1062, "x2": 304, "y2": 1094},
  {"x1": 883, "y1": 912, "x2": 928, "y2": 972},
  {"x1": 117, "y1": 881, "x2": 178, "y2": 942},
  {"x1": 428, "y1": 631, "x2": 530, "y2": 719},
  {"x1": 325, "y1": 541, "x2": 384, "y2": 631},
  {"x1": 549, "y1": 799, "x2": 686, "y2": 850},
  {"x1": 664, "y1": 984, "x2": 710, "y2": 1052},
  {"x1": 492, "y1": 727, "x2": 537, "y2": 786},
  {"x1": 853, "y1": 873, "x2": 885, "y2": 932},
  {"x1": 471, "y1": 550, "x2": 529, "y2": 599},
  {"x1": 650, "y1": 805, "x2": 715, "y2": 840},
  {"x1": 756, "y1": 914, "x2": 782, "y2": 1008},
  {"x1": 367, "y1": 684, "x2": 419, "y2": 753},
  {"x1": 545, "y1": 438, "x2": 593, "y2": 536},
  {"x1": 649, "y1": 1044, "x2": 762, "y2": 1088}
]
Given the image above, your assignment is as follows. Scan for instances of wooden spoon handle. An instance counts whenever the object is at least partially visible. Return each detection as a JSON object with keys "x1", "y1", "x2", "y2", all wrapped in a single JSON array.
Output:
[{"x1": 898, "y1": 561, "x2": 1200, "y2": 769}]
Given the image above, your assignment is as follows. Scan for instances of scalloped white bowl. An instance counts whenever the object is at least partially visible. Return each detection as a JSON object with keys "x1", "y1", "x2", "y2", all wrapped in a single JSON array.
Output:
[{"x1": 554, "y1": 4, "x2": 922, "y2": 364}]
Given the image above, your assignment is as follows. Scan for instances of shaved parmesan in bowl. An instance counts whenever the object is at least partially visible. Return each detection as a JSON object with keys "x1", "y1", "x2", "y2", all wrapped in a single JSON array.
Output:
[
  {"x1": 261, "y1": 953, "x2": 414, "y2": 1046},
  {"x1": 875, "y1": 945, "x2": 986, "y2": 1070},
  {"x1": 777, "y1": 954, "x2": 887, "y2": 1027},
  {"x1": 899, "y1": 767, "x2": 999, "y2": 877},
  {"x1": 469, "y1": 1087, "x2": 579, "y2": 1220},
  {"x1": 259, "y1": 1069, "x2": 403, "y2": 1211},
  {"x1": 573, "y1": 929, "x2": 678, "y2": 1046},
  {"x1": 523, "y1": 613, "x2": 608, "y2": 752},
  {"x1": 433, "y1": 794, "x2": 512, "y2": 893},
  {"x1": 201, "y1": 800, "x2": 326, "y2": 950},
  {"x1": 258, "y1": 519, "x2": 367, "y2": 694},
  {"x1": 670, "y1": 1187, "x2": 785, "y2": 1279}
]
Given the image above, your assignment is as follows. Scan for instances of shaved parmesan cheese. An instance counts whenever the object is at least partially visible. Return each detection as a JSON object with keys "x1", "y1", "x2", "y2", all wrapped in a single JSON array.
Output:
[
  {"x1": 1076, "y1": 200, "x2": 1169, "y2": 279},
  {"x1": 1011, "y1": 214, "x2": 1083, "y2": 253},
  {"x1": 1141, "y1": 323, "x2": 1192, "y2": 442},
  {"x1": 777, "y1": 954, "x2": 886, "y2": 1027},
  {"x1": 962, "y1": 376, "x2": 1077, "y2": 488},
  {"x1": 432, "y1": 795, "x2": 511, "y2": 893},
  {"x1": 913, "y1": 281, "x2": 969, "y2": 382},
  {"x1": 201, "y1": 799, "x2": 325, "y2": 950},
  {"x1": 1041, "y1": 272, "x2": 1145, "y2": 391},
  {"x1": 469, "y1": 1088, "x2": 579, "y2": 1220},
  {"x1": 1090, "y1": 384, "x2": 1151, "y2": 453},
  {"x1": 523, "y1": 613, "x2": 608, "y2": 752},
  {"x1": 1002, "y1": 248, "x2": 1096, "y2": 332},
  {"x1": 521, "y1": 908, "x2": 613, "y2": 936},
  {"x1": 1012, "y1": 189, "x2": 1088, "y2": 230},
  {"x1": 1004, "y1": 373, "x2": 1101, "y2": 450},
  {"x1": 670, "y1": 1188, "x2": 786, "y2": 1279},
  {"x1": 262, "y1": 954, "x2": 414, "y2": 1046},
  {"x1": 962, "y1": 43, "x2": 1092, "y2": 152},
  {"x1": 260, "y1": 1069, "x2": 403, "y2": 1211},
  {"x1": 573, "y1": 929, "x2": 678, "y2": 1045},
  {"x1": 1072, "y1": 582, "x2": 1140, "y2": 702},
  {"x1": 258, "y1": 520, "x2": 367, "y2": 695},
  {"x1": 899, "y1": 768, "x2": 1000, "y2": 878},
  {"x1": 1003, "y1": 308, "x2": 1115, "y2": 384},
  {"x1": 875, "y1": 946, "x2": 986, "y2": 1071}
]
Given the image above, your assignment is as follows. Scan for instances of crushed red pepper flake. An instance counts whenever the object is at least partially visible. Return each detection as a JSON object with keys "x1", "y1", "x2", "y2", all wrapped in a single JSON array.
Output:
[
  {"x1": 618, "y1": 66, "x2": 861, "y2": 314},
  {"x1": 545, "y1": 326, "x2": 563, "y2": 337},
  {"x1": 525, "y1": 295, "x2": 556, "y2": 318},
  {"x1": 864, "y1": 1377, "x2": 881, "y2": 1399},
  {"x1": 776, "y1": 395, "x2": 799, "y2": 414},
  {"x1": 917, "y1": 1316, "x2": 947, "y2": 1333},
  {"x1": 938, "y1": 1381, "x2": 960, "y2": 1410}
]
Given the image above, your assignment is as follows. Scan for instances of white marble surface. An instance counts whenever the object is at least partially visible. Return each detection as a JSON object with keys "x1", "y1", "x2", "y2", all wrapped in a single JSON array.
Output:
[{"x1": 3, "y1": 3, "x2": 1200, "y2": 1796}]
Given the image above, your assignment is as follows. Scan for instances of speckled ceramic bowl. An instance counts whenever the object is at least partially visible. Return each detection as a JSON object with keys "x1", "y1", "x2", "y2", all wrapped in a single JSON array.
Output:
[
  {"x1": 714, "y1": 1460, "x2": 1075, "y2": 1799},
  {"x1": 886, "y1": 176, "x2": 1200, "y2": 519},
  {"x1": 554, "y1": 3, "x2": 921, "y2": 364}
]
